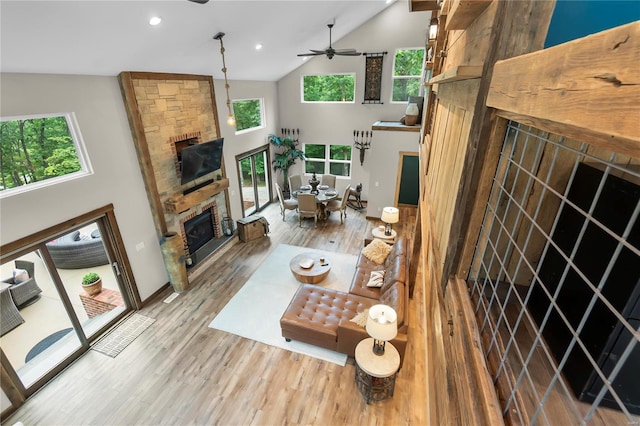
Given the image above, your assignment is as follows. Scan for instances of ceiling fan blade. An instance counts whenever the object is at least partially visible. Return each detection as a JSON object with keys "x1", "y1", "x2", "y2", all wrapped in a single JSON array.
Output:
[
  {"x1": 297, "y1": 52, "x2": 324, "y2": 57},
  {"x1": 310, "y1": 49, "x2": 327, "y2": 54},
  {"x1": 335, "y1": 51, "x2": 363, "y2": 56},
  {"x1": 333, "y1": 49, "x2": 357, "y2": 53},
  {"x1": 187, "y1": 0, "x2": 209, "y2": 3}
]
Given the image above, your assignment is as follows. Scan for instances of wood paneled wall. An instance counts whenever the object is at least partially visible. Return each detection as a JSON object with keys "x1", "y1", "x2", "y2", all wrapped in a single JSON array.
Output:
[{"x1": 416, "y1": 0, "x2": 556, "y2": 423}]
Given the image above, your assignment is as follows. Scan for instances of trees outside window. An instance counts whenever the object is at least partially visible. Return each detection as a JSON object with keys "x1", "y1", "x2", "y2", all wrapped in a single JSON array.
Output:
[
  {"x1": 304, "y1": 144, "x2": 352, "y2": 177},
  {"x1": 302, "y1": 74, "x2": 355, "y2": 102},
  {"x1": 391, "y1": 48, "x2": 425, "y2": 102},
  {"x1": 0, "y1": 113, "x2": 91, "y2": 195},
  {"x1": 232, "y1": 98, "x2": 264, "y2": 132}
]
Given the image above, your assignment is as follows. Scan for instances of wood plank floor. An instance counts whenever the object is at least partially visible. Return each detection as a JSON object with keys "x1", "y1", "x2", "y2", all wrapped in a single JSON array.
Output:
[{"x1": 5, "y1": 203, "x2": 427, "y2": 425}]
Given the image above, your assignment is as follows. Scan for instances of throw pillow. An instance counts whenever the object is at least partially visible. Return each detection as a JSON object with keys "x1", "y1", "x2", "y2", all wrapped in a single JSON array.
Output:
[
  {"x1": 350, "y1": 308, "x2": 370, "y2": 328},
  {"x1": 13, "y1": 268, "x2": 29, "y2": 284},
  {"x1": 361, "y1": 238, "x2": 392, "y2": 265},
  {"x1": 366, "y1": 270, "x2": 385, "y2": 288}
]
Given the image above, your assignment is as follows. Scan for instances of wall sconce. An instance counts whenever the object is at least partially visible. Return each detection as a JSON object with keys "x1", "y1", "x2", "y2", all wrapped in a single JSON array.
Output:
[
  {"x1": 429, "y1": 17, "x2": 438, "y2": 41},
  {"x1": 281, "y1": 128, "x2": 300, "y2": 144},
  {"x1": 381, "y1": 206, "x2": 399, "y2": 236},
  {"x1": 213, "y1": 32, "x2": 236, "y2": 127},
  {"x1": 354, "y1": 130, "x2": 373, "y2": 166}
]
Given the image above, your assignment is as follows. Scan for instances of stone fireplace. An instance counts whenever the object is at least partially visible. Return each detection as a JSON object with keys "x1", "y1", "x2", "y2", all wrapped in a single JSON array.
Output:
[
  {"x1": 180, "y1": 201, "x2": 223, "y2": 267},
  {"x1": 119, "y1": 72, "x2": 232, "y2": 276}
]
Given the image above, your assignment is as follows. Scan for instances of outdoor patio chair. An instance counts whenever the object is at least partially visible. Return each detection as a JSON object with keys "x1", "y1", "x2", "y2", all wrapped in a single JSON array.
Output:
[{"x1": 2, "y1": 260, "x2": 42, "y2": 309}]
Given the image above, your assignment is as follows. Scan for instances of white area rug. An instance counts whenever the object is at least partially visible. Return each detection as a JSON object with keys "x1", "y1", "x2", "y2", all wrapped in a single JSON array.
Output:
[{"x1": 208, "y1": 244, "x2": 357, "y2": 366}]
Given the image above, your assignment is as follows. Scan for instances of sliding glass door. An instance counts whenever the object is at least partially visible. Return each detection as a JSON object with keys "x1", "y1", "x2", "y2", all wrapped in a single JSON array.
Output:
[
  {"x1": 236, "y1": 145, "x2": 272, "y2": 217},
  {"x1": 0, "y1": 212, "x2": 134, "y2": 396}
]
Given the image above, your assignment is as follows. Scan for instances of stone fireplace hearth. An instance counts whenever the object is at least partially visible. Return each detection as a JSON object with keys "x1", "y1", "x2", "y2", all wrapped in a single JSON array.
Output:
[{"x1": 119, "y1": 72, "x2": 232, "y2": 276}]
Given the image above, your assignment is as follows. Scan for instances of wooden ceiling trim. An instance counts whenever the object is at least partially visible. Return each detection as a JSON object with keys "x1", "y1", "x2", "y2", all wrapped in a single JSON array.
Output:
[
  {"x1": 409, "y1": 0, "x2": 439, "y2": 12},
  {"x1": 445, "y1": 0, "x2": 492, "y2": 31},
  {"x1": 488, "y1": 21, "x2": 640, "y2": 153},
  {"x1": 426, "y1": 64, "x2": 483, "y2": 85}
]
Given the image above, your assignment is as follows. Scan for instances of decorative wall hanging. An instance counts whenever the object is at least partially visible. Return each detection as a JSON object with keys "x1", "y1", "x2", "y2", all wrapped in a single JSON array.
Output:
[{"x1": 362, "y1": 52, "x2": 387, "y2": 104}]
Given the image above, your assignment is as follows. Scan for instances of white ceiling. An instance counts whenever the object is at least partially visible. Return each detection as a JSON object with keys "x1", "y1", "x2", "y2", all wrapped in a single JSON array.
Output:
[{"x1": 0, "y1": 0, "x2": 398, "y2": 81}]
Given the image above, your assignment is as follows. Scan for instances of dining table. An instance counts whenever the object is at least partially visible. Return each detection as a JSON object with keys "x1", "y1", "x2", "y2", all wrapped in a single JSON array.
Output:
[{"x1": 293, "y1": 185, "x2": 339, "y2": 220}]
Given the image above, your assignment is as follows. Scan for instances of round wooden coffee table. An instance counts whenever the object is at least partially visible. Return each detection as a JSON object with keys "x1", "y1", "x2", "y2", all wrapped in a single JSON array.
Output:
[{"x1": 289, "y1": 252, "x2": 331, "y2": 284}]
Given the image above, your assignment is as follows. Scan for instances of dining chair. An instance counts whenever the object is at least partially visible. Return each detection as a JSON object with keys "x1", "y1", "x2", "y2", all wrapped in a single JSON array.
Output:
[
  {"x1": 297, "y1": 193, "x2": 319, "y2": 228},
  {"x1": 320, "y1": 174, "x2": 336, "y2": 188},
  {"x1": 288, "y1": 175, "x2": 303, "y2": 193},
  {"x1": 276, "y1": 182, "x2": 298, "y2": 222},
  {"x1": 325, "y1": 185, "x2": 351, "y2": 224}
]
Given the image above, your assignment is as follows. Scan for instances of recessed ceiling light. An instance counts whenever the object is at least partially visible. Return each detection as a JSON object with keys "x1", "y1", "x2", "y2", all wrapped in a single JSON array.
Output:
[
  {"x1": 149, "y1": 16, "x2": 162, "y2": 26},
  {"x1": 386, "y1": 0, "x2": 394, "y2": 3},
  {"x1": 255, "y1": 44, "x2": 263, "y2": 50}
]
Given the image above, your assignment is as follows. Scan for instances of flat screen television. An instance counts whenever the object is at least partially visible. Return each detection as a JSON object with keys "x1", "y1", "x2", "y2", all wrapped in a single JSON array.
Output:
[{"x1": 180, "y1": 138, "x2": 224, "y2": 185}]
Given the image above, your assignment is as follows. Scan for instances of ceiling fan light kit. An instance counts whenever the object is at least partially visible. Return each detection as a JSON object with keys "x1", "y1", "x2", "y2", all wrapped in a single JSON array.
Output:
[{"x1": 298, "y1": 24, "x2": 362, "y2": 60}]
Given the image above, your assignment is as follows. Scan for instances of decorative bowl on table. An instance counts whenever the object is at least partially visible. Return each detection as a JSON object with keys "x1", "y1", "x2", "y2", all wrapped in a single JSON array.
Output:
[
  {"x1": 299, "y1": 259, "x2": 314, "y2": 269},
  {"x1": 318, "y1": 184, "x2": 329, "y2": 190}
]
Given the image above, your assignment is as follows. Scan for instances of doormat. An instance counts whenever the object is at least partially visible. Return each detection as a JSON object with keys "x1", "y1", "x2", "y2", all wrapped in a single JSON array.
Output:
[{"x1": 92, "y1": 313, "x2": 155, "y2": 358}]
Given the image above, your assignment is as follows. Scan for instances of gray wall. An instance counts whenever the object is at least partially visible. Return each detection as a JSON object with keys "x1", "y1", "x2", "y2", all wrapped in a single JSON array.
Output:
[
  {"x1": 0, "y1": 74, "x2": 278, "y2": 299},
  {"x1": 276, "y1": 1, "x2": 428, "y2": 216},
  {"x1": 0, "y1": 73, "x2": 167, "y2": 301}
]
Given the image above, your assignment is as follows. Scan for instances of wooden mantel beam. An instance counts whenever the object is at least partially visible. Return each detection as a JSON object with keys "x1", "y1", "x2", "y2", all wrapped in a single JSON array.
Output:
[{"x1": 487, "y1": 21, "x2": 640, "y2": 158}]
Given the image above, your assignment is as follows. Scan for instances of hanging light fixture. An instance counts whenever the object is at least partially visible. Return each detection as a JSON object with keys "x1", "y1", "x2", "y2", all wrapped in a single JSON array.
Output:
[{"x1": 213, "y1": 32, "x2": 236, "y2": 127}]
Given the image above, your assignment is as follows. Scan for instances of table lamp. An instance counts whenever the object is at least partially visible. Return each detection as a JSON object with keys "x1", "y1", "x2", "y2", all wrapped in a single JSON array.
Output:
[
  {"x1": 381, "y1": 207, "x2": 399, "y2": 236},
  {"x1": 366, "y1": 304, "x2": 397, "y2": 355}
]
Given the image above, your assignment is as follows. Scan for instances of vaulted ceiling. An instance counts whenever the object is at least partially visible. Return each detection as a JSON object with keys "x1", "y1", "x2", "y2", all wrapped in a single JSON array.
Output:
[{"x1": 0, "y1": 0, "x2": 400, "y2": 81}]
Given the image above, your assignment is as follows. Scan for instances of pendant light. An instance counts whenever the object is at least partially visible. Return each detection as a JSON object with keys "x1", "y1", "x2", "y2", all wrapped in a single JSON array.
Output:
[{"x1": 213, "y1": 32, "x2": 236, "y2": 127}]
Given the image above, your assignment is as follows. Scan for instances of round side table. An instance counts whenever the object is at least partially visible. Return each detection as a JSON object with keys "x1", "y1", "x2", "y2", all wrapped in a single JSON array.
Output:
[
  {"x1": 289, "y1": 252, "x2": 331, "y2": 284},
  {"x1": 371, "y1": 227, "x2": 397, "y2": 243},
  {"x1": 354, "y1": 337, "x2": 400, "y2": 404}
]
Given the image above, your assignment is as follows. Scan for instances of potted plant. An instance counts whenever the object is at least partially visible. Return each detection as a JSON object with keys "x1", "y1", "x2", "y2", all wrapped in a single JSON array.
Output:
[
  {"x1": 81, "y1": 272, "x2": 102, "y2": 296},
  {"x1": 268, "y1": 134, "x2": 305, "y2": 195}
]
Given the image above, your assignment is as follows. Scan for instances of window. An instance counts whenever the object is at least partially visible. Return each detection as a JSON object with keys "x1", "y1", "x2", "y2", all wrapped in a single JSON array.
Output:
[
  {"x1": 0, "y1": 113, "x2": 92, "y2": 197},
  {"x1": 391, "y1": 48, "x2": 425, "y2": 102},
  {"x1": 232, "y1": 98, "x2": 264, "y2": 133},
  {"x1": 304, "y1": 144, "x2": 352, "y2": 177},
  {"x1": 302, "y1": 74, "x2": 356, "y2": 103}
]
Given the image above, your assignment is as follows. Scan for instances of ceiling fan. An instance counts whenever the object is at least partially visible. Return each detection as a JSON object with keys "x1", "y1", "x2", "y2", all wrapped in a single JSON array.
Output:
[
  {"x1": 188, "y1": 0, "x2": 209, "y2": 4},
  {"x1": 298, "y1": 24, "x2": 362, "y2": 60}
]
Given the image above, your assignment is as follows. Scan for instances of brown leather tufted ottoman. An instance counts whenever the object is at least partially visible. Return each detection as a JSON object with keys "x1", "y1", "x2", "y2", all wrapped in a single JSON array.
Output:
[{"x1": 280, "y1": 284, "x2": 375, "y2": 351}]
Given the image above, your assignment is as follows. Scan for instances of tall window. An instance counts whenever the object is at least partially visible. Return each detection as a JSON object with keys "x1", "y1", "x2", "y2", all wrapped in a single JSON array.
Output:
[
  {"x1": 391, "y1": 48, "x2": 425, "y2": 102},
  {"x1": 232, "y1": 98, "x2": 264, "y2": 133},
  {"x1": 302, "y1": 74, "x2": 356, "y2": 103},
  {"x1": 304, "y1": 144, "x2": 352, "y2": 177},
  {"x1": 0, "y1": 113, "x2": 92, "y2": 197}
]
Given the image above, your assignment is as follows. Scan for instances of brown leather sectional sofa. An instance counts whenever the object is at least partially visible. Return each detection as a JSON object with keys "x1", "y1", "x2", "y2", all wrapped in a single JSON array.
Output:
[{"x1": 280, "y1": 237, "x2": 409, "y2": 363}]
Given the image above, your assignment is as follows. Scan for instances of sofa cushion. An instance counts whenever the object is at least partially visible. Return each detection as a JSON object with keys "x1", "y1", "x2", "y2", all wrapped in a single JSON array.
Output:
[
  {"x1": 13, "y1": 269, "x2": 29, "y2": 284},
  {"x1": 381, "y1": 254, "x2": 407, "y2": 288},
  {"x1": 367, "y1": 270, "x2": 385, "y2": 287},
  {"x1": 361, "y1": 238, "x2": 391, "y2": 264},
  {"x1": 379, "y1": 281, "x2": 405, "y2": 329},
  {"x1": 349, "y1": 267, "x2": 382, "y2": 299}
]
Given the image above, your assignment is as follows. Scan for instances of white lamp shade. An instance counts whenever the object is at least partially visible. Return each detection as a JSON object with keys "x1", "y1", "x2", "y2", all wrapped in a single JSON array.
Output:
[
  {"x1": 366, "y1": 304, "x2": 398, "y2": 342},
  {"x1": 381, "y1": 207, "x2": 399, "y2": 224}
]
